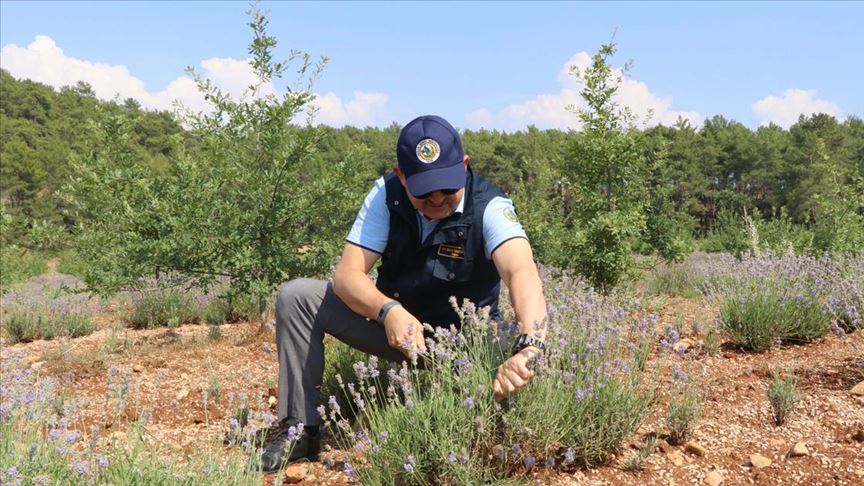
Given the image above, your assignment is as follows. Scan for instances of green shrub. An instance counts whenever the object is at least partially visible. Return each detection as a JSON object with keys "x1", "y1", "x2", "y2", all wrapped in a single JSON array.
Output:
[
  {"x1": 666, "y1": 386, "x2": 701, "y2": 445},
  {"x1": 702, "y1": 252, "x2": 834, "y2": 352},
  {"x1": 126, "y1": 290, "x2": 200, "y2": 329},
  {"x1": 645, "y1": 265, "x2": 701, "y2": 299},
  {"x1": 700, "y1": 210, "x2": 750, "y2": 255},
  {"x1": 59, "y1": 313, "x2": 96, "y2": 338},
  {"x1": 718, "y1": 291, "x2": 828, "y2": 352},
  {"x1": 702, "y1": 330, "x2": 720, "y2": 356},
  {"x1": 55, "y1": 249, "x2": 91, "y2": 278},
  {"x1": 3, "y1": 310, "x2": 46, "y2": 343},
  {"x1": 2, "y1": 306, "x2": 94, "y2": 343},
  {"x1": 767, "y1": 371, "x2": 800, "y2": 426},
  {"x1": 0, "y1": 245, "x2": 47, "y2": 288},
  {"x1": 322, "y1": 270, "x2": 655, "y2": 483}
]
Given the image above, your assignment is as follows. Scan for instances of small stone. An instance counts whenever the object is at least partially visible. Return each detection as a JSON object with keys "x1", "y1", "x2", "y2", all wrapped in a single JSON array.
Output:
[
  {"x1": 667, "y1": 451, "x2": 686, "y2": 466},
  {"x1": 268, "y1": 395, "x2": 277, "y2": 407},
  {"x1": 787, "y1": 442, "x2": 809, "y2": 457},
  {"x1": 704, "y1": 471, "x2": 724, "y2": 486},
  {"x1": 31, "y1": 361, "x2": 45, "y2": 371},
  {"x1": 851, "y1": 430, "x2": 864, "y2": 443},
  {"x1": 749, "y1": 453, "x2": 772, "y2": 468},
  {"x1": 851, "y1": 381, "x2": 864, "y2": 396},
  {"x1": 854, "y1": 469, "x2": 864, "y2": 477},
  {"x1": 768, "y1": 438, "x2": 785, "y2": 449},
  {"x1": 175, "y1": 388, "x2": 189, "y2": 400},
  {"x1": 685, "y1": 441, "x2": 707, "y2": 457},
  {"x1": 132, "y1": 364, "x2": 143, "y2": 373},
  {"x1": 673, "y1": 339, "x2": 694, "y2": 353},
  {"x1": 282, "y1": 463, "x2": 306, "y2": 483}
]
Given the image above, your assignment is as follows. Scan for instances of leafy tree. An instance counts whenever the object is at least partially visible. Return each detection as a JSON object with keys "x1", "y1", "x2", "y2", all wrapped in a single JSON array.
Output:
[{"x1": 63, "y1": 7, "x2": 367, "y2": 315}]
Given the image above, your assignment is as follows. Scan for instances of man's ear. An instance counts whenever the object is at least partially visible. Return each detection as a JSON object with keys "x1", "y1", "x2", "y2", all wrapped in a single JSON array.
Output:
[
  {"x1": 392, "y1": 165, "x2": 408, "y2": 187},
  {"x1": 463, "y1": 155, "x2": 471, "y2": 168}
]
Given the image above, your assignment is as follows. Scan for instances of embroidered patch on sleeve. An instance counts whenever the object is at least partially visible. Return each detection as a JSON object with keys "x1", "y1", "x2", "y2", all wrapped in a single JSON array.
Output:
[
  {"x1": 437, "y1": 243, "x2": 465, "y2": 260},
  {"x1": 503, "y1": 207, "x2": 519, "y2": 222}
]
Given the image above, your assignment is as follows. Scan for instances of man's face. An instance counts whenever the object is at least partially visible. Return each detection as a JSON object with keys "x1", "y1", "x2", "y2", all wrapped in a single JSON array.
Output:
[{"x1": 394, "y1": 157, "x2": 469, "y2": 221}]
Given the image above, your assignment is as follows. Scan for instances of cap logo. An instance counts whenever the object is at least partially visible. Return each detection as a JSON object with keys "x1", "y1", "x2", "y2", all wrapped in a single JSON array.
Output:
[{"x1": 415, "y1": 139, "x2": 440, "y2": 164}]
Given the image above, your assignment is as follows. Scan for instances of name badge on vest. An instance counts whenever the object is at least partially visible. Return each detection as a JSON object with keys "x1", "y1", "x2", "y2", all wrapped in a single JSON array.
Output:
[{"x1": 437, "y1": 243, "x2": 465, "y2": 260}]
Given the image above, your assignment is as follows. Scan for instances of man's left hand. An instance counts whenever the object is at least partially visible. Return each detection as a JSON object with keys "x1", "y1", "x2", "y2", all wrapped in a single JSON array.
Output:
[{"x1": 492, "y1": 347, "x2": 540, "y2": 401}]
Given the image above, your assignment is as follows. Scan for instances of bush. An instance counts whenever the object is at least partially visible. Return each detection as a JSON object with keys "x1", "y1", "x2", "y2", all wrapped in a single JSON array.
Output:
[
  {"x1": 0, "y1": 352, "x2": 262, "y2": 485},
  {"x1": 3, "y1": 310, "x2": 49, "y2": 343},
  {"x1": 645, "y1": 264, "x2": 701, "y2": 299},
  {"x1": 767, "y1": 371, "x2": 799, "y2": 426},
  {"x1": 321, "y1": 269, "x2": 655, "y2": 483},
  {"x1": 2, "y1": 305, "x2": 95, "y2": 344},
  {"x1": 666, "y1": 384, "x2": 701, "y2": 445},
  {"x1": 824, "y1": 254, "x2": 864, "y2": 333},
  {"x1": 0, "y1": 245, "x2": 47, "y2": 288},
  {"x1": 126, "y1": 290, "x2": 200, "y2": 329},
  {"x1": 701, "y1": 252, "x2": 834, "y2": 352},
  {"x1": 55, "y1": 249, "x2": 90, "y2": 278}
]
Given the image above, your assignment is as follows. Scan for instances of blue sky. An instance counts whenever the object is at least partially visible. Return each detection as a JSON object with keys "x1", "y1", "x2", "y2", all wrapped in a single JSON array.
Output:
[{"x1": 2, "y1": 1, "x2": 861, "y2": 130}]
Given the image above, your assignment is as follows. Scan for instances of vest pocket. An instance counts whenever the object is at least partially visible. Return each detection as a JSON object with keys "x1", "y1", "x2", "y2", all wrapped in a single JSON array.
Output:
[{"x1": 432, "y1": 256, "x2": 473, "y2": 283}]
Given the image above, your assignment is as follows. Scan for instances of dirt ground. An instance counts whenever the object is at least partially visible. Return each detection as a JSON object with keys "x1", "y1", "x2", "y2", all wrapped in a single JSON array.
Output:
[{"x1": 2, "y1": 284, "x2": 863, "y2": 485}]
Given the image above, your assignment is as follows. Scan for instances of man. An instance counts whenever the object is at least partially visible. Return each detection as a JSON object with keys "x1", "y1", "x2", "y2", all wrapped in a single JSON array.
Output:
[{"x1": 260, "y1": 115, "x2": 547, "y2": 472}]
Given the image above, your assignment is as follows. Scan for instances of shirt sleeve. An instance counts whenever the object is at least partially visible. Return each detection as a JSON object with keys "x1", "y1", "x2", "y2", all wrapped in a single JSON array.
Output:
[
  {"x1": 482, "y1": 196, "x2": 528, "y2": 259},
  {"x1": 346, "y1": 177, "x2": 390, "y2": 254}
]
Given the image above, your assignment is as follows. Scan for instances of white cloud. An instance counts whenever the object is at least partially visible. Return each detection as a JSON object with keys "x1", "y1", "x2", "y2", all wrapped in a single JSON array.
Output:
[
  {"x1": 0, "y1": 35, "x2": 388, "y2": 127},
  {"x1": 466, "y1": 52, "x2": 701, "y2": 131},
  {"x1": 752, "y1": 89, "x2": 841, "y2": 129},
  {"x1": 310, "y1": 91, "x2": 389, "y2": 127}
]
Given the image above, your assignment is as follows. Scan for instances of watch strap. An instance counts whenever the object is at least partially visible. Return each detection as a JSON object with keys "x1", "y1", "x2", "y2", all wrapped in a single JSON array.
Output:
[
  {"x1": 376, "y1": 300, "x2": 401, "y2": 325},
  {"x1": 511, "y1": 334, "x2": 546, "y2": 356}
]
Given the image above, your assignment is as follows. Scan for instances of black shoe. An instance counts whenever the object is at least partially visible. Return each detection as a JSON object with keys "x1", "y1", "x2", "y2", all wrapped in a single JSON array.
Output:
[{"x1": 259, "y1": 418, "x2": 321, "y2": 473}]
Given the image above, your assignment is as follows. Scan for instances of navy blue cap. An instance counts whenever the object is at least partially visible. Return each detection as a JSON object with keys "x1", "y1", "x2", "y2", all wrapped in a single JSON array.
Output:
[{"x1": 396, "y1": 115, "x2": 466, "y2": 197}]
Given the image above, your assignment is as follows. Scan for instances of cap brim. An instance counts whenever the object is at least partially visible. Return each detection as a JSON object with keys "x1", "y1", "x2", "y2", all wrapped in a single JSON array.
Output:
[{"x1": 405, "y1": 163, "x2": 466, "y2": 197}]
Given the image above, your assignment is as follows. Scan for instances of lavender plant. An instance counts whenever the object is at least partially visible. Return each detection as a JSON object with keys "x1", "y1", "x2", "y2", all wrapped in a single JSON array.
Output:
[
  {"x1": 320, "y1": 267, "x2": 655, "y2": 484},
  {"x1": 665, "y1": 370, "x2": 701, "y2": 445},
  {"x1": 126, "y1": 290, "x2": 201, "y2": 329},
  {"x1": 700, "y1": 252, "x2": 836, "y2": 352},
  {"x1": 1, "y1": 290, "x2": 96, "y2": 343},
  {"x1": 767, "y1": 370, "x2": 800, "y2": 426},
  {"x1": 824, "y1": 253, "x2": 864, "y2": 333},
  {"x1": 1, "y1": 351, "x2": 268, "y2": 484}
]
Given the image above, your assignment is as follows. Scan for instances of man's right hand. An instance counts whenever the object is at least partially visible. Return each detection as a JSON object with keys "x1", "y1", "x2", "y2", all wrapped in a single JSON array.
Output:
[{"x1": 383, "y1": 305, "x2": 427, "y2": 358}]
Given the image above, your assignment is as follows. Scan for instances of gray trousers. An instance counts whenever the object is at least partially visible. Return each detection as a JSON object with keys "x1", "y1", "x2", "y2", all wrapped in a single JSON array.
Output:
[{"x1": 275, "y1": 278, "x2": 406, "y2": 425}]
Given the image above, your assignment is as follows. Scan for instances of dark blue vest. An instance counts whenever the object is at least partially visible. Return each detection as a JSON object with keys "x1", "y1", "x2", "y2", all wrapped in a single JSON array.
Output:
[{"x1": 376, "y1": 168, "x2": 504, "y2": 328}]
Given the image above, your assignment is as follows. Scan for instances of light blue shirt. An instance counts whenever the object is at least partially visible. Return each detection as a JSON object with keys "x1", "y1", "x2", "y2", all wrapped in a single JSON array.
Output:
[{"x1": 346, "y1": 176, "x2": 528, "y2": 259}]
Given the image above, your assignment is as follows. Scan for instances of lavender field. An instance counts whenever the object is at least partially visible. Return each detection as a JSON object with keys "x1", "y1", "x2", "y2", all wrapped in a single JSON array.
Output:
[{"x1": 1, "y1": 251, "x2": 863, "y2": 485}]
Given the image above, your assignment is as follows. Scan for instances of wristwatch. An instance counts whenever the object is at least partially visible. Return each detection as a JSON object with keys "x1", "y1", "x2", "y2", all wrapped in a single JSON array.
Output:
[
  {"x1": 511, "y1": 334, "x2": 546, "y2": 356},
  {"x1": 376, "y1": 300, "x2": 401, "y2": 325}
]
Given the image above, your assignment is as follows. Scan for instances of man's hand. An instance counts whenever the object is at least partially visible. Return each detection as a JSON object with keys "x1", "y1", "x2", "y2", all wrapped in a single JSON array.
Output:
[
  {"x1": 383, "y1": 305, "x2": 427, "y2": 358},
  {"x1": 492, "y1": 347, "x2": 540, "y2": 401}
]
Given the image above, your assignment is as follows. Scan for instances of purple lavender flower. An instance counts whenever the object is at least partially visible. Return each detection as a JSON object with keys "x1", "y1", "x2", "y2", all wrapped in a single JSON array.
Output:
[
  {"x1": 673, "y1": 368, "x2": 687, "y2": 381},
  {"x1": 343, "y1": 462, "x2": 357, "y2": 477},
  {"x1": 403, "y1": 454, "x2": 416, "y2": 473},
  {"x1": 98, "y1": 456, "x2": 109, "y2": 468},
  {"x1": 70, "y1": 460, "x2": 89, "y2": 476},
  {"x1": 524, "y1": 454, "x2": 536, "y2": 469},
  {"x1": 464, "y1": 397, "x2": 474, "y2": 409},
  {"x1": 563, "y1": 447, "x2": 575, "y2": 464},
  {"x1": 458, "y1": 447, "x2": 469, "y2": 465},
  {"x1": 545, "y1": 456, "x2": 556, "y2": 468},
  {"x1": 262, "y1": 343, "x2": 272, "y2": 353},
  {"x1": 447, "y1": 452, "x2": 457, "y2": 464},
  {"x1": 327, "y1": 395, "x2": 340, "y2": 414}
]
